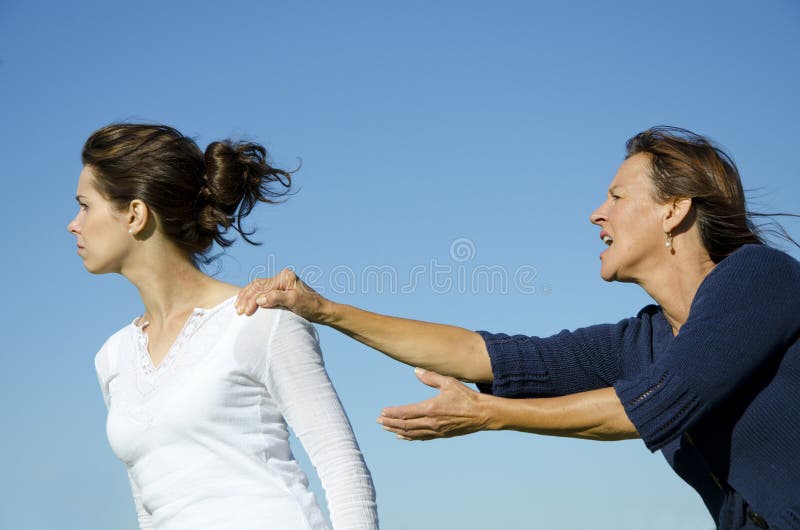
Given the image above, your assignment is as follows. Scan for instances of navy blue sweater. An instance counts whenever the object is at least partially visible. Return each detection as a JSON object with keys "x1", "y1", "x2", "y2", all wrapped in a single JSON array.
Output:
[{"x1": 476, "y1": 244, "x2": 800, "y2": 529}]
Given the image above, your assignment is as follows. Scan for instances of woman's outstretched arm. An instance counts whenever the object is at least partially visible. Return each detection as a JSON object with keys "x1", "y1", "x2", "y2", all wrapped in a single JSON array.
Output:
[
  {"x1": 377, "y1": 368, "x2": 639, "y2": 441},
  {"x1": 236, "y1": 268, "x2": 493, "y2": 383}
]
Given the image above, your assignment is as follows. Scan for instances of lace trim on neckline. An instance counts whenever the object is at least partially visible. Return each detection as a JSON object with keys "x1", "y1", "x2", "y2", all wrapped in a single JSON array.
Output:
[{"x1": 130, "y1": 295, "x2": 237, "y2": 377}]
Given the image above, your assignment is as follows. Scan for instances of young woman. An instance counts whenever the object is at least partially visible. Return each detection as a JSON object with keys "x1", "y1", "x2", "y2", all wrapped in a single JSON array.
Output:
[
  {"x1": 236, "y1": 127, "x2": 800, "y2": 530},
  {"x1": 69, "y1": 123, "x2": 378, "y2": 529}
]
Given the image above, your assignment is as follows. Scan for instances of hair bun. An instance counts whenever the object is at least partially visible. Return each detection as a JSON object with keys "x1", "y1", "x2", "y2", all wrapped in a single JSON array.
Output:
[{"x1": 200, "y1": 139, "x2": 293, "y2": 245}]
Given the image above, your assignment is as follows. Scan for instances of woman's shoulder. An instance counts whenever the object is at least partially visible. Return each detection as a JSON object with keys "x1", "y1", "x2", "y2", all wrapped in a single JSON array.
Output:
[
  {"x1": 93, "y1": 324, "x2": 130, "y2": 377},
  {"x1": 237, "y1": 304, "x2": 308, "y2": 331},
  {"x1": 703, "y1": 243, "x2": 800, "y2": 288},
  {"x1": 235, "y1": 306, "x2": 320, "y2": 356},
  {"x1": 691, "y1": 244, "x2": 800, "y2": 316},
  {"x1": 721, "y1": 243, "x2": 799, "y2": 270}
]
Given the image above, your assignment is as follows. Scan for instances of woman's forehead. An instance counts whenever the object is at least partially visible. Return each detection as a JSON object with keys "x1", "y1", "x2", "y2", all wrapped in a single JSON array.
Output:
[
  {"x1": 76, "y1": 166, "x2": 99, "y2": 196},
  {"x1": 611, "y1": 154, "x2": 651, "y2": 190}
]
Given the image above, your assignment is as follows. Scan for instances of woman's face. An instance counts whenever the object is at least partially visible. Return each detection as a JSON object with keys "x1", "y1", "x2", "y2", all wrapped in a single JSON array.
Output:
[
  {"x1": 67, "y1": 165, "x2": 132, "y2": 274},
  {"x1": 589, "y1": 153, "x2": 668, "y2": 283}
]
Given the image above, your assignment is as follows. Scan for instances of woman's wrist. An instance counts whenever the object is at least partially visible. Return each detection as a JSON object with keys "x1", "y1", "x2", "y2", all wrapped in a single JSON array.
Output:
[
  {"x1": 318, "y1": 299, "x2": 345, "y2": 327},
  {"x1": 480, "y1": 392, "x2": 506, "y2": 432}
]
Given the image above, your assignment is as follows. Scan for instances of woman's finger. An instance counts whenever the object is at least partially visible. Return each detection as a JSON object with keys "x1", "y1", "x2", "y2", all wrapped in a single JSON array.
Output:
[
  {"x1": 377, "y1": 415, "x2": 438, "y2": 431},
  {"x1": 380, "y1": 418, "x2": 440, "y2": 437},
  {"x1": 275, "y1": 267, "x2": 300, "y2": 290},
  {"x1": 385, "y1": 425, "x2": 443, "y2": 440},
  {"x1": 250, "y1": 291, "x2": 290, "y2": 313},
  {"x1": 237, "y1": 288, "x2": 258, "y2": 315},
  {"x1": 236, "y1": 274, "x2": 292, "y2": 315},
  {"x1": 413, "y1": 367, "x2": 453, "y2": 389},
  {"x1": 379, "y1": 401, "x2": 432, "y2": 421},
  {"x1": 236, "y1": 281, "x2": 263, "y2": 312}
]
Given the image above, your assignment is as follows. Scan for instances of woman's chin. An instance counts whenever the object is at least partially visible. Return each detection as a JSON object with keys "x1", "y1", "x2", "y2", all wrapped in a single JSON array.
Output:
[
  {"x1": 82, "y1": 259, "x2": 109, "y2": 275},
  {"x1": 599, "y1": 270, "x2": 616, "y2": 282},
  {"x1": 83, "y1": 263, "x2": 101, "y2": 274},
  {"x1": 598, "y1": 259, "x2": 616, "y2": 282}
]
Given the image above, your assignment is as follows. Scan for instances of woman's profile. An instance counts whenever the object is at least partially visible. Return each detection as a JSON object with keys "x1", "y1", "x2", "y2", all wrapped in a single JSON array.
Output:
[{"x1": 69, "y1": 123, "x2": 378, "y2": 529}]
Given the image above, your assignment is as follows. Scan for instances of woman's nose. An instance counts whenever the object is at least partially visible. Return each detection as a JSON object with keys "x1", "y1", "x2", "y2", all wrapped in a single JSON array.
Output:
[{"x1": 589, "y1": 205, "x2": 606, "y2": 226}]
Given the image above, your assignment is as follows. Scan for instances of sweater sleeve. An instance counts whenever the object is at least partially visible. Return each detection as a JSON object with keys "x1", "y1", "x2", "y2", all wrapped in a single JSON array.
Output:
[
  {"x1": 614, "y1": 245, "x2": 800, "y2": 452},
  {"x1": 94, "y1": 340, "x2": 154, "y2": 530},
  {"x1": 263, "y1": 310, "x2": 379, "y2": 530},
  {"x1": 475, "y1": 312, "x2": 648, "y2": 397}
]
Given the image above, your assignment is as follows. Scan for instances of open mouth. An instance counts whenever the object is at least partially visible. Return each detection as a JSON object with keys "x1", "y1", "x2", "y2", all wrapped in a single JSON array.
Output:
[{"x1": 602, "y1": 235, "x2": 613, "y2": 246}]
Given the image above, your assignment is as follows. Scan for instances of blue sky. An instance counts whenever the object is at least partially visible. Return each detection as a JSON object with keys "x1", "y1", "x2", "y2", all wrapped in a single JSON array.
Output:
[{"x1": 2, "y1": 1, "x2": 799, "y2": 529}]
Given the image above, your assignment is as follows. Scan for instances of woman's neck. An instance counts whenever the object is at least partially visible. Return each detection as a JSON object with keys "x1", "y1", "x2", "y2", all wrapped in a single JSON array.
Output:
[
  {"x1": 121, "y1": 243, "x2": 226, "y2": 326},
  {"x1": 638, "y1": 251, "x2": 716, "y2": 336}
]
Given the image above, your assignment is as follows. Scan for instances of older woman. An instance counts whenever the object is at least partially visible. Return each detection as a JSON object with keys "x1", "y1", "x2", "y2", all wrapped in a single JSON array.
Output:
[
  {"x1": 236, "y1": 127, "x2": 800, "y2": 530},
  {"x1": 69, "y1": 123, "x2": 378, "y2": 530}
]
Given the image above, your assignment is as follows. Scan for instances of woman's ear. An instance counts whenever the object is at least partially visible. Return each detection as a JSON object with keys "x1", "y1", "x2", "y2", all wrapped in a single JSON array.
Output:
[
  {"x1": 662, "y1": 197, "x2": 693, "y2": 233},
  {"x1": 126, "y1": 199, "x2": 150, "y2": 235}
]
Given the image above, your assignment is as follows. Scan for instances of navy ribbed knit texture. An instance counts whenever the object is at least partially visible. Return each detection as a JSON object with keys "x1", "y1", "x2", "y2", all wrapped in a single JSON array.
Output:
[{"x1": 476, "y1": 244, "x2": 800, "y2": 529}]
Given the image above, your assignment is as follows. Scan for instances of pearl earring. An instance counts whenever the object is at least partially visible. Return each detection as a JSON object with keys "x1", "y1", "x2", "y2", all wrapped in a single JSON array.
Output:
[
  {"x1": 128, "y1": 229, "x2": 133, "y2": 234},
  {"x1": 665, "y1": 232, "x2": 673, "y2": 248}
]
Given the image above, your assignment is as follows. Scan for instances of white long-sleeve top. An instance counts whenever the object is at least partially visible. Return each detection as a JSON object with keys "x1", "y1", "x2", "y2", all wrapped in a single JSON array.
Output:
[{"x1": 94, "y1": 295, "x2": 378, "y2": 530}]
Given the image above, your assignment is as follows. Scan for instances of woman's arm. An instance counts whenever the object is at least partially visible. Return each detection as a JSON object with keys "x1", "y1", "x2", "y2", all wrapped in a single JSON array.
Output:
[
  {"x1": 95, "y1": 345, "x2": 154, "y2": 529},
  {"x1": 237, "y1": 268, "x2": 493, "y2": 383},
  {"x1": 127, "y1": 471, "x2": 154, "y2": 530},
  {"x1": 263, "y1": 309, "x2": 379, "y2": 529},
  {"x1": 378, "y1": 368, "x2": 638, "y2": 441}
]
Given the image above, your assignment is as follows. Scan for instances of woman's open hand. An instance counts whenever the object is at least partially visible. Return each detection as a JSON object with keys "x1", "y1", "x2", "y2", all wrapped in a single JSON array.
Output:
[
  {"x1": 377, "y1": 368, "x2": 494, "y2": 440},
  {"x1": 235, "y1": 268, "x2": 333, "y2": 324}
]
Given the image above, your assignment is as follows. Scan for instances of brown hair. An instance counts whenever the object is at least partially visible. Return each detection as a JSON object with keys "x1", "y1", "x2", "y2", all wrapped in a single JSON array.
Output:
[
  {"x1": 82, "y1": 123, "x2": 293, "y2": 268},
  {"x1": 625, "y1": 126, "x2": 797, "y2": 263}
]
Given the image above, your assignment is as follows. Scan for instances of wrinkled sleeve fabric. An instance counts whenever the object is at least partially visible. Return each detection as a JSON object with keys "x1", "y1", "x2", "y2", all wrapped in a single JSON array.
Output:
[
  {"x1": 126, "y1": 471, "x2": 154, "y2": 530},
  {"x1": 94, "y1": 342, "x2": 154, "y2": 530},
  {"x1": 614, "y1": 245, "x2": 800, "y2": 452},
  {"x1": 263, "y1": 310, "x2": 379, "y2": 530},
  {"x1": 475, "y1": 313, "x2": 648, "y2": 397}
]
